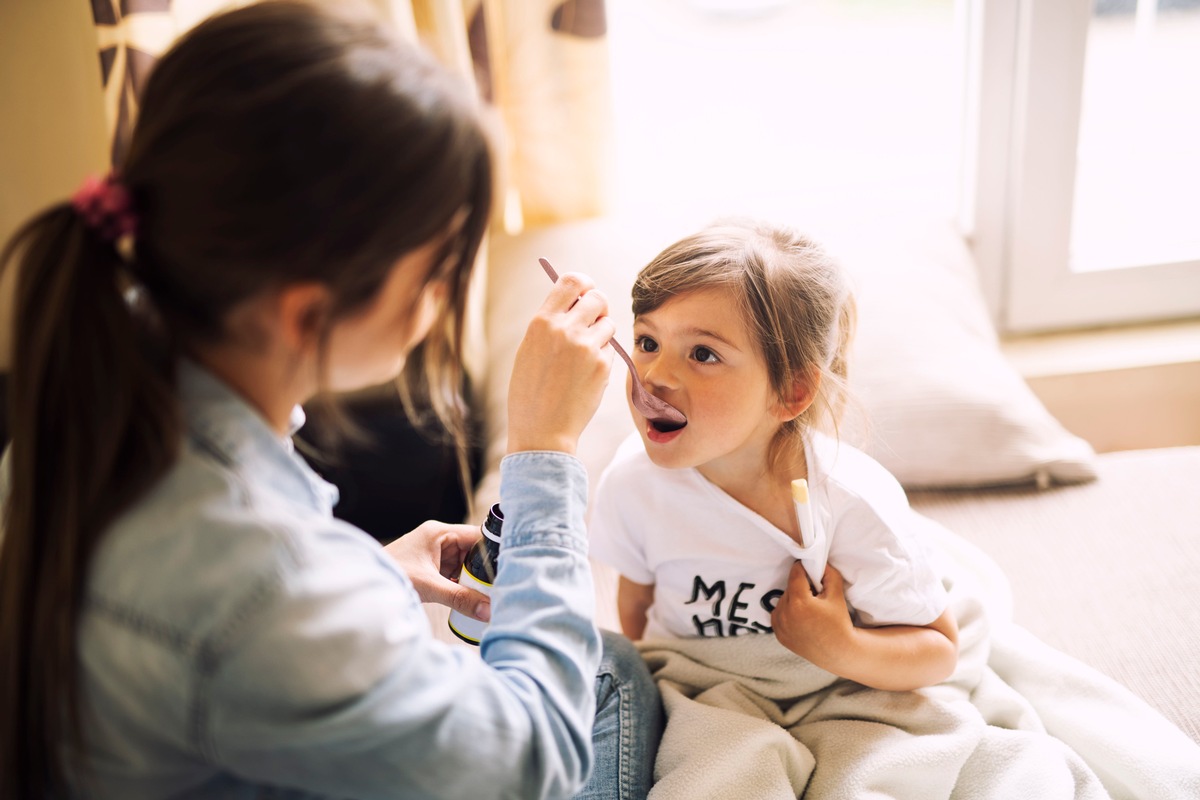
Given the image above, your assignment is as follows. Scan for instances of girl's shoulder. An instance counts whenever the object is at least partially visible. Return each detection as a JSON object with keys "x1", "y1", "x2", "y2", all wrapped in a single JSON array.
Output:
[{"x1": 806, "y1": 431, "x2": 908, "y2": 510}]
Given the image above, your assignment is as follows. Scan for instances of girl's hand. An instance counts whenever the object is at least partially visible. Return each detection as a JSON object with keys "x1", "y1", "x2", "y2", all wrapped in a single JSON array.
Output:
[
  {"x1": 774, "y1": 562, "x2": 960, "y2": 690},
  {"x1": 507, "y1": 271, "x2": 615, "y2": 454},
  {"x1": 386, "y1": 520, "x2": 491, "y2": 622},
  {"x1": 771, "y1": 562, "x2": 856, "y2": 671}
]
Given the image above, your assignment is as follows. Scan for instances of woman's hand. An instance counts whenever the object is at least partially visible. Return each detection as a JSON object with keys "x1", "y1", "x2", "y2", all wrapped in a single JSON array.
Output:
[
  {"x1": 385, "y1": 520, "x2": 491, "y2": 622},
  {"x1": 507, "y1": 271, "x2": 615, "y2": 455},
  {"x1": 771, "y1": 562, "x2": 856, "y2": 673}
]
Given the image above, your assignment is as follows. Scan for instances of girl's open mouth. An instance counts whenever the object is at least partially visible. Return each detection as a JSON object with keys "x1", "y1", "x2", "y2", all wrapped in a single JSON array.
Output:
[{"x1": 647, "y1": 419, "x2": 687, "y2": 443}]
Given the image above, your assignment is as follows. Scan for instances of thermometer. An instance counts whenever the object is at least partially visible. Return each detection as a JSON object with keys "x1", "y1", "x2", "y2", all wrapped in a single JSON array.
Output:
[{"x1": 791, "y1": 478, "x2": 826, "y2": 593}]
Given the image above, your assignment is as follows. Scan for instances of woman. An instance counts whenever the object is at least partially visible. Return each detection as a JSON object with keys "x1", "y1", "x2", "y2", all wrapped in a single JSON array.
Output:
[{"x1": 0, "y1": 2, "x2": 661, "y2": 797}]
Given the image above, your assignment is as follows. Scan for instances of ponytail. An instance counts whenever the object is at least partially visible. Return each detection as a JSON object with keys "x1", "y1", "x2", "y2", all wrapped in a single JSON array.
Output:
[{"x1": 0, "y1": 204, "x2": 182, "y2": 797}]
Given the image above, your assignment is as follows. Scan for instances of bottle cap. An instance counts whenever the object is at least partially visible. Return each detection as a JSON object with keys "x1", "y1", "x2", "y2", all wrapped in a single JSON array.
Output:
[{"x1": 482, "y1": 503, "x2": 504, "y2": 543}]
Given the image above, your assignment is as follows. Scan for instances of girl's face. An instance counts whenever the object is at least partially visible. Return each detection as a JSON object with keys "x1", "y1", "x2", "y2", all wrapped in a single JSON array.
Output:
[
  {"x1": 631, "y1": 286, "x2": 788, "y2": 481},
  {"x1": 325, "y1": 236, "x2": 451, "y2": 392}
]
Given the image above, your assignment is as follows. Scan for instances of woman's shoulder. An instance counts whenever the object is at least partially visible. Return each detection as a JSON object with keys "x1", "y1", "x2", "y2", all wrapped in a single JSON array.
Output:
[{"x1": 90, "y1": 444, "x2": 389, "y2": 641}]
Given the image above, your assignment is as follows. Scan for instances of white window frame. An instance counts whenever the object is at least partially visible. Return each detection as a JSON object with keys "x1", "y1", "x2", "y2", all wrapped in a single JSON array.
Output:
[{"x1": 960, "y1": 0, "x2": 1200, "y2": 334}]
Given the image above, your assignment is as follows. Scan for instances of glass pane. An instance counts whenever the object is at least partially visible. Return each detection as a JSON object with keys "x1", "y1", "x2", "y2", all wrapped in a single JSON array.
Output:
[
  {"x1": 1071, "y1": 1, "x2": 1200, "y2": 271},
  {"x1": 606, "y1": 0, "x2": 960, "y2": 223}
]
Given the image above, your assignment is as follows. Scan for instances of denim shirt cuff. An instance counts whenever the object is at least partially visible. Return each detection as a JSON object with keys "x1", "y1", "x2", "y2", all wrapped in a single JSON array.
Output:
[{"x1": 498, "y1": 451, "x2": 589, "y2": 554}]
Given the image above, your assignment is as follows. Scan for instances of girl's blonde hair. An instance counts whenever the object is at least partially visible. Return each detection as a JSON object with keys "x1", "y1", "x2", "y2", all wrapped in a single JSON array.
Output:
[{"x1": 632, "y1": 219, "x2": 857, "y2": 472}]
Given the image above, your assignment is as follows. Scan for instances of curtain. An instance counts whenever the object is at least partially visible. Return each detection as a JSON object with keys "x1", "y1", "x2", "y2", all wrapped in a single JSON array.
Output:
[
  {"x1": 88, "y1": 0, "x2": 615, "y2": 228},
  {"x1": 459, "y1": 0, "x2": 615, "y2": 227},
  {"x1": 90, "y1": 0, "x2": 176, "y2": 169}
]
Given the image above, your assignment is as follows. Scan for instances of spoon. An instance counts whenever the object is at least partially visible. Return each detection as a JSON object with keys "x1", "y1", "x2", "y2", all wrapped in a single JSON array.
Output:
[{"x1": 539, "y1": 258, "x2": 687, "y2": 431}]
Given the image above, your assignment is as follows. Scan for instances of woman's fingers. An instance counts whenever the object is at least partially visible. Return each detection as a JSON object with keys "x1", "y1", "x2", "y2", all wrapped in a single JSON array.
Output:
[
  {"x1": 543, "y1": 272, "x2": 612, "y2": 332},
  {"x1": 541, "y1": 271, "x2": 596, "y2": 312},
  {"x1": 429, "y1": 577, "x2": 492, "y2": 622},
  {"x1": 436, "y1": 523, "x2": 482, "y2": 580},
  {"x1": 572, "y1": 291, "x2": 616, "y2": 348},
  {"x1": 386, "y1": 521, "x2": 489, "y2": 618},
  {"x1": 507, "y1": 271, "x2": 614, "y2": 455},
  {"x1": 545, "y1": 274, "x2": 615, "y2": 342}
]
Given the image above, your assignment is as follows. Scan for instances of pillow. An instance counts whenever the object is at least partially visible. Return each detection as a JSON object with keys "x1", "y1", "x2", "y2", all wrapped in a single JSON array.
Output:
[
  {"x1": 472, "y1": 215, "x2": 1097, "y2": 511},
  {"x1": 824, "y1": 219, "x2": 1097, "y2": 488}
]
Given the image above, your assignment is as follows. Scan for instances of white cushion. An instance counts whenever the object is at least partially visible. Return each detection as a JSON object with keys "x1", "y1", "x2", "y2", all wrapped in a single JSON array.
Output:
[{"x1": 828, "y1": 220, "x2": 1097, "y2": 488}]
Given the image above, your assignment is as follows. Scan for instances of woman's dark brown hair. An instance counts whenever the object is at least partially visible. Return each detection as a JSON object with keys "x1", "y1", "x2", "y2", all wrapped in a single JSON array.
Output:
[{"x1": 0, "y1": 2, "x2": 493, "y2": 795}]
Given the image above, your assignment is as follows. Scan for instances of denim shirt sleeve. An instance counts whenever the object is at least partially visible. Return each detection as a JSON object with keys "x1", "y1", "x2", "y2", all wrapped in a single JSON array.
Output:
[{"x1": 204, "y1": 451, "x2": 601, "y2": 800}]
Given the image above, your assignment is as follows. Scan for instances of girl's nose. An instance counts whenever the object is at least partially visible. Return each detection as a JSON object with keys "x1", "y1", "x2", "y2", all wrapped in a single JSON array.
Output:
[{"x1": 641, "y1": 353, "x2": 678, "y2": 392}]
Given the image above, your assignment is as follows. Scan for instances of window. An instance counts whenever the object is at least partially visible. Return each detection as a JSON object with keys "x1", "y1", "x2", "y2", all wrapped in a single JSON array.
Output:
[
  {"x1": 606, "y1": 1, "x2": 962, "y2": 228},
  {"x1": 963, "y1": 0, "x2": 1200, "y2": 332}
]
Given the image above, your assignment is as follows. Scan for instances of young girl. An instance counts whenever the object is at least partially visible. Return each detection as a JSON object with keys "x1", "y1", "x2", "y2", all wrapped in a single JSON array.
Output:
[
  {"x1": 0, "y1": 2, "x2": 660, "y2": 798},
  {"x1": 590, "y1": 219, "x2": 959, "y2": 692}
]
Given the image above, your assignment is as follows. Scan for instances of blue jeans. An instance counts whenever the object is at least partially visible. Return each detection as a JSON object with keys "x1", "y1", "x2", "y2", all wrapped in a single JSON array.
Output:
[{"x1": 575, "y1": 630, "x2": 662, "y2": 800}]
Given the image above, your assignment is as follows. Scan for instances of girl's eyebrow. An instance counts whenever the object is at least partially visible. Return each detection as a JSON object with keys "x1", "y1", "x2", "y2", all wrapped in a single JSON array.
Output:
[
  {"x1": 686, "y1": 326, "x2": 739, "y2": 345},
  {"x1": 687, "y1": 327, "x2": 741, "y2": 350}
]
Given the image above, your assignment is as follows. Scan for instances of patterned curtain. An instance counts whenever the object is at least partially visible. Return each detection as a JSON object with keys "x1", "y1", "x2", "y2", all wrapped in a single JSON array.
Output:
[
  {"x1": 464, "y1": 0, "x2": 614, "y2": 228},
  {"x1": 89, "y1": 0, "x2": 178, "y2": 169},
  {"x1": 86, "y1": 0, "x2": 614, "y2": 228}
]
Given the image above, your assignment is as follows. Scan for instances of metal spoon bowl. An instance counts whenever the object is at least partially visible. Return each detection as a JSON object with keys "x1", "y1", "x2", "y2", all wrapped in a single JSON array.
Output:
[{"x1": 538, "y1": 258, "x2": 687, "y2": 430}]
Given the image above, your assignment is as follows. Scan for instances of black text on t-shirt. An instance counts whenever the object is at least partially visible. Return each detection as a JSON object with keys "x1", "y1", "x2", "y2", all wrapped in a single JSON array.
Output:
[{"x1": 685, "y1": 574, "x2": 784, "y2": 637}]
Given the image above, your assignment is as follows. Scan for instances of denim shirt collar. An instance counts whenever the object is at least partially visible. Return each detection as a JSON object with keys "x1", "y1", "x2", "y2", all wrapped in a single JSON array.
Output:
[{"x1": 178, "y1": 359, "x2": 339, "y2": 513}]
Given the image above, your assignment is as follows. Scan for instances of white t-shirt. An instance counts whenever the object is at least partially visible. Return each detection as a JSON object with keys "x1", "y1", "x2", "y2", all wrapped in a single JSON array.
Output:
[{"x1": 589, "y1": 432, "x2": 948, "y2": 640}]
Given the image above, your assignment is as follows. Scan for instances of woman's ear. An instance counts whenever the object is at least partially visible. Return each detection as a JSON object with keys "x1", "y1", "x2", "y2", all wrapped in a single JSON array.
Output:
[
  {"x1": 277, "y1": 282, "x2": 333, "y2": 353},
  {"x1": 774, "y1": 372, "x2": 820, "y2": 423}
]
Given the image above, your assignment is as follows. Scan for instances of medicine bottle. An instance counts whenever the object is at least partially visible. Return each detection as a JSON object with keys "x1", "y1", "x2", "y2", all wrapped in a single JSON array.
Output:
[{"x1": 447, "y1": 503, "x2": 504, "y2": 645}]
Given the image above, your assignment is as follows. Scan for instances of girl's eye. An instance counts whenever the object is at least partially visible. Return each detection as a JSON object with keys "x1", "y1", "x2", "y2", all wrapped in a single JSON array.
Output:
[
  {"x1": 692, "y1": 346, "x2": 720, "y2": 364},
  {"x1": 635, "y1": 335, "x2": 659, "y2": 354}
]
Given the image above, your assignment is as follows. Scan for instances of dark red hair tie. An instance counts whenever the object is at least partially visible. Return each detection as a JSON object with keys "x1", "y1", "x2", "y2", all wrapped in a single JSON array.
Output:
[{"x1": 71, "y1": 173, "x2": 138, "y2": 242}]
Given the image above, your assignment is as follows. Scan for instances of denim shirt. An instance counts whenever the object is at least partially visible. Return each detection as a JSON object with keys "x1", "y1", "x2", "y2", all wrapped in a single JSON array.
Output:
[{"x1": 49, "y1": 362, "x2": 601, "y2": 799}]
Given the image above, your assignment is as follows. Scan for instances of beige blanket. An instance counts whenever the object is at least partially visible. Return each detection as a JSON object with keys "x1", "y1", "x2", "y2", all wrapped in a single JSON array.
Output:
[{"x1": 636, "y1": 525, "x2": 1200, "y2": 800}]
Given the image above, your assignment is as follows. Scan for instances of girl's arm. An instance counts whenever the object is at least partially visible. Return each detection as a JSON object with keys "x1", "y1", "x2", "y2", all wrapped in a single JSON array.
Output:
[
  {"x1": 771, "y1": 562, "x2": 958, "y2": 692},
  {"x1": 617, "y1": 576, "x2": 655, "y2": 640}
]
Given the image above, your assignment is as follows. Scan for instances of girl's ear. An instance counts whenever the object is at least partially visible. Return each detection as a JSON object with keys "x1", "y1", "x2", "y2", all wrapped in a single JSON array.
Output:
[
  {"x1": 277, "y1": 282, "x2": 333, "y2": 353},
  {"x1": 774, "y1": 372, "x2": 820, "y2": 423}
]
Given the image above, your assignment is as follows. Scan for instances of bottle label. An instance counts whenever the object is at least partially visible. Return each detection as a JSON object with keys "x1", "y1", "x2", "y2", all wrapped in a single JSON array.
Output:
[
  {"x1": 447, "y1": 505, "x2": 503, "y2": 646},
  {"x1": 446, "y1": 563, "x2": 493, "y2": 645}
]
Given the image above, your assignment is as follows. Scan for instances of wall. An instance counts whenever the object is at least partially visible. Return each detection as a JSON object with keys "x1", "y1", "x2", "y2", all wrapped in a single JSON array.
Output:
[
  {"x1": 1003, "y1": 319, "x2": 1200, "y2": 452},
  {"x1": 0, "y1": 0, "x2": 110, "y2": 369}
]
